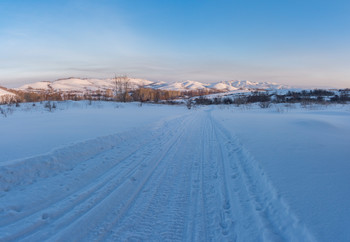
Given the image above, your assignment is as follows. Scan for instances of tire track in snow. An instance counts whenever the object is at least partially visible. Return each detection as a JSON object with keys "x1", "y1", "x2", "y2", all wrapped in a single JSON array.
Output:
[
  {"x1": 210, "y1": 111, "x2": 316, "y2": 241},
  {"x1": 0, "y1": 124, "x2": 160, "y2": 227},
  {"x1": 191, "y1": 111, "x2": 242, "y2": 241},
  {"x1": 183, "y1": 114, "x2": 208, "y2": 241},
  {"x1": 47, "y1": 113, "x2": 197, "y2": 241},
  {"x1": 1, "y1": 132, "x2": 149, "y2": 226},
  {"x1": 99, "y1": 113, "x2": 201, "y2": 241},
  {"x1": 209, "y1": 113, "x2": 238, "y2": 240},
  {"x1": 0, "y1": 114, "x2": 193, "y2": 241}
]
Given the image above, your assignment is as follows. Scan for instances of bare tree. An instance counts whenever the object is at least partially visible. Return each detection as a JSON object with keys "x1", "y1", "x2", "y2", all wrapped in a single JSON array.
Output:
[
  {"x1": 122, "y1": 79, "x2": 130, "y2": 102},
  {"x1": 114, "y1": 75, "x2": 130, "y2": 102}
]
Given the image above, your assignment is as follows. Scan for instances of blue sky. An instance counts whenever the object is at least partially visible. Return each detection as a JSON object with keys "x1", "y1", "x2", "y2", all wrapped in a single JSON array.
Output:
[{"x1": 1, "y1": 0, "x2": 349, "y2": 88}]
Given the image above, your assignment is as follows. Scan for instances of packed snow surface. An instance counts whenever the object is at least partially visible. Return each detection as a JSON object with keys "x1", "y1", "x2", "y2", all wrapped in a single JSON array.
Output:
[{"x1": 0, "y1": 102, "x2": 349, "y2": 241}]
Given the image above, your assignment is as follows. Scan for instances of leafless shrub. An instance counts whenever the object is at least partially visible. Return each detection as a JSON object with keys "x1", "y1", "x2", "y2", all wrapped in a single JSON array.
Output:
[
  {"x1": 259, "y1": 102, "x2": 271, "y2": 108},
  {"x1": 44, "y1": 101, "x2": 53, "y2": 112},
  {"x1": 0, "y1": 107, "x2": 6, "y2": 117},
  {"x1": 186, "y1": 99, "x2": 192, "y2": 109},
  {"x1": 0, "y1": 106, "x2": 13, "y2": 117}
]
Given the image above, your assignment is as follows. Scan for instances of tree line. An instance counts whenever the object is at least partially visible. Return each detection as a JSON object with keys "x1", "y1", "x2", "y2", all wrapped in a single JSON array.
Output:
[{"x1": 194, "y1": 89, "x2": 350, "y2": 106}]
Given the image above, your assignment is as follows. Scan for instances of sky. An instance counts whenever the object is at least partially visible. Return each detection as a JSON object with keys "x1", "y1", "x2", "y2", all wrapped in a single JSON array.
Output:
[{"x1": 0, "y1": 0, "x2": 350, "y2": 88}]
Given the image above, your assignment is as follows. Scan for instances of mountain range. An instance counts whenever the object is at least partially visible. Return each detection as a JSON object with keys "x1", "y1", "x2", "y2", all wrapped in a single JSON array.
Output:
[{"x1": 17, "y1": 77, "x2": 288, "y2": 93}]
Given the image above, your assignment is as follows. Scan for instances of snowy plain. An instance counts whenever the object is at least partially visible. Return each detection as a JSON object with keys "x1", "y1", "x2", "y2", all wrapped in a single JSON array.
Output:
[
  {"x1": 0, "y1": 102, "x2": 188, "y2": 162},
  {"x1": 0, "y1": 101, "x2": 349, "y2": 241}
]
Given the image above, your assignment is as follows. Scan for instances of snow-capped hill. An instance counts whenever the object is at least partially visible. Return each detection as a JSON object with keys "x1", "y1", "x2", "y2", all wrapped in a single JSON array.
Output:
[
  {"x1": 160, "y1": 80, "x2": 209, "y2": 91},
  {"x1": 209, "y1": 82, "x2": 239, "y2": 91},
  {"x1": 222, "y1": 80, "x2": 287, "y2": 90},
  {"x1": 206, "y1": 80, "x2": 288, "y2": 91},
  {"x1": 19, "y1": 81, "x2": 52, "y2": 90},
  {"x1": 127, "y1": 78, "x2": 154, "y2": 88},
  {"x1": 182, "y1": 80, "x2": 209, "y2": 90},
  {"x1": 51, "y1": 78, "x2": 99, "y2": 91},
  {"x1": 146, "y1": 81, "x2": 168, "y2": 89}
]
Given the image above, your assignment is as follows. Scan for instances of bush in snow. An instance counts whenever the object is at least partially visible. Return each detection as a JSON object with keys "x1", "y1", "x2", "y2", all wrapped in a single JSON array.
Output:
[{"x1": 44, "y1": 101, "x2": 56, "y2": 112}]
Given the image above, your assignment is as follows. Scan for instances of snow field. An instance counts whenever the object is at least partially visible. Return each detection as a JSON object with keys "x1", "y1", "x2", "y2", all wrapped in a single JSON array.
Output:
[{"x1": 0, "y1": 102, "x2": 349, "y2": 241}]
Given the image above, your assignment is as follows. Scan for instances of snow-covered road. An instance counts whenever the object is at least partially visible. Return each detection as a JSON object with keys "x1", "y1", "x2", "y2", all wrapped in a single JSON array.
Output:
[{"x1": 0, "y1": 108, "x2": 315, "y2": 241}]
